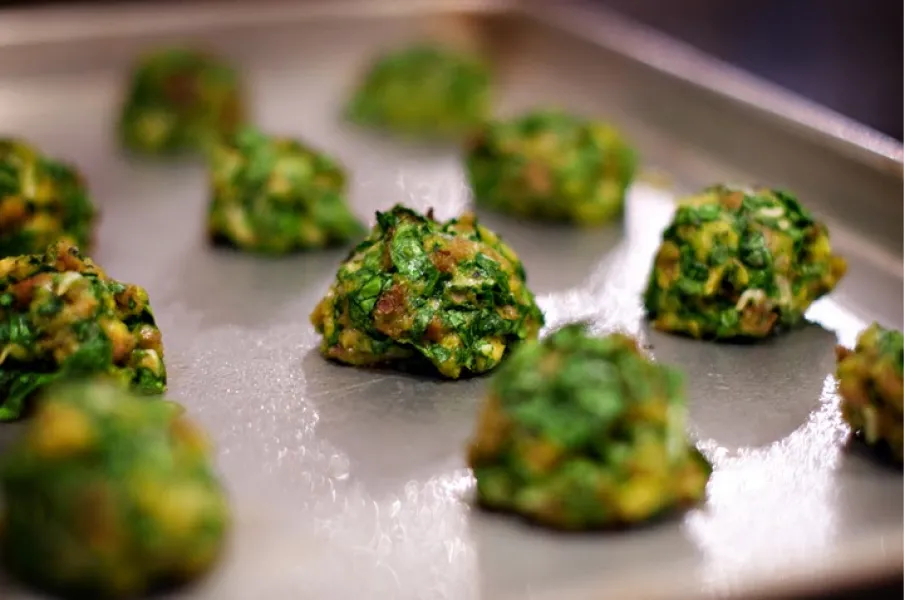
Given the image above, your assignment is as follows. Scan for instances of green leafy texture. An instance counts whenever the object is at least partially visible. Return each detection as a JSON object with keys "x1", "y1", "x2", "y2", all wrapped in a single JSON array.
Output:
[
  {"x1": 206, "y1": 128, "x2": 365, "y2": 254},
  {"x1": 118, "y1": 47, "x2": 246, "y2": 156},
  {"x1": 0, "y1": 240, "x2": 167, "y2": 421},
  {"x1": 346, "y1": 43, "x2": 491, "y2": 139},
  {"x1": 465, "y1": 109, "x2": 637, "y2": 226},
  {"x1": 0, "y1": 139, "x2": 97, "y2": 258},
  {"x1": 643, "y1": 185, "x2": 847, "y2": 340},
  {"x1": 0, "y1": 378, "x2": 230, "y2": 599},
  {"x1": 467, "y1": 323, "x2": 711, "y2": 530},
  {"x1": 310, "y1": 205, "x2": 544, "y2": 379},
  {"x1": 836, "y1": 323, "x2": 903, "y2": 463}
]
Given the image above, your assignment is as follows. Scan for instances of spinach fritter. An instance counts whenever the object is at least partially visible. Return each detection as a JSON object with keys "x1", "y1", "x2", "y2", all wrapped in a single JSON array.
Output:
[
  {"x1": 118, "y1": 47, "x2": 246, "y2": 156},
  {"x1": 346, "y1": 43, "x2": 491, "y2": 138},
  {"x1": 644, "y1": 185, "x2": 847, "y2": 340},
  {"x1": 310, "y1": 205, "x2": 544, "y2": 378},
  {"x1": 207, "y1": 128, "x2": 364, "y2": 254},
  {"x1": 465, "y1": 110, "x2": 637, "y2": 225},
  {"x1": 467, "y1": 323, "x2": 711, "y2": 530},
  {"x1": 0, "y1": 379, "x2": 230, "y2": 599},
  {"x1": 836, "y1": 323, "x2": 903, "y2": 463},
  {"x1": 0, "y1": 241, "x2": 166, "y2": 421},
  {"x1": 0, "y1": 139, "x2": 96, "y2": 257}
]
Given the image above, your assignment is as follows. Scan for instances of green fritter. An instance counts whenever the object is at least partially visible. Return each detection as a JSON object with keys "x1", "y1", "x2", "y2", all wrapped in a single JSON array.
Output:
[
  {"x1": 118, "y1": 47, "x2": 246, "y2": 156},
  {"x1": 467, "y1": 323, "x2": 711, "y2": 530},
  {"x1": 0, "y1": 240, "x2": 166, "y2": 421},
  {"x1": 0, "y1": 139, "x2": 97, "y2": 258},
  {"x1": 310, "y1": 205, "x2": 544, "y2": 379},
  {"x1": 836, "y1": 323, "x2": 903, "y2": 464},
  {"x1": 643, "y1": 185, "x2": 847, "y2": 340},
  {"x1": 465, "y1": 110, "x2": 637, "y2": 226},
  {"x1": 346, "y1": 43, "x2": 491, "y2": 138},
  {"x1": 0, "y1": 378, "x2": 230, "y2": 599},
  {"x1": 207, "y1": 128, "x2": 364, "y2": 254}
]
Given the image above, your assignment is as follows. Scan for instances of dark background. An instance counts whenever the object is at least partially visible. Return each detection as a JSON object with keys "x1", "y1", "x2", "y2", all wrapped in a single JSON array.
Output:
[{"x1": 597, "y1": 0, "x2": 903, "y2": 141}]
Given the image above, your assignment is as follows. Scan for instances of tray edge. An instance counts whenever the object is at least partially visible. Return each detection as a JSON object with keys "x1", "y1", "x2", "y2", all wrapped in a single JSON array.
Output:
[{"x1": 522, "y1": 1, "x2": 904, "y2": 176}]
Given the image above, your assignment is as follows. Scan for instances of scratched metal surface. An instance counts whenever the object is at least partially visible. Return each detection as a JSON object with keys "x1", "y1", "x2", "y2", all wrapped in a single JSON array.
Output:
[{"x1": 0, "y1": 3, "x2": 902, "y2": 600}]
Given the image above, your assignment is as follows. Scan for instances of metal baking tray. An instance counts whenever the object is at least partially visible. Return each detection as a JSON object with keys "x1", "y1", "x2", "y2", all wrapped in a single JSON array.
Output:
[{"x1": 0, "y1": 1, "x2": 901, "y2": 599}]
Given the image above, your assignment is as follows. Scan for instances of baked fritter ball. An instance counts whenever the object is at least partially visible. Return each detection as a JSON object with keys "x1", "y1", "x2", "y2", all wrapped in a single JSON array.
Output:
[
  {"x1": 118, "y1": 47, "x2": 246, "y2": 156},
  {"x1": 207, "y1": 128, "x2": 364, "y2": 254},
  {"x1": 310, "y1": 205, "x2": 544, "y2": 378},
  {"x1": 467, "y1": 323, "x2": 711, "y2": 530},
  {"x1": 0, "y1": 138, "x2": 96, "y2": 257},
  {"x1": 346, "y1": 43, "x2": 491, "y2": 138},
  {"x1": 0, "y1": 240, "x2": 166, "y2": 420},
  {"x1": 836, "y1": 323, "x2": 903, "y2": 463},
  {"x1": 0, "y1": 379, "x2": 230, "y2": 599},
  {"x1": 644, "y1": 185, "x2": 847, "y2": 340},
  {"x1": 465, "y1": 110, "x2": 637, "y2": 225}
]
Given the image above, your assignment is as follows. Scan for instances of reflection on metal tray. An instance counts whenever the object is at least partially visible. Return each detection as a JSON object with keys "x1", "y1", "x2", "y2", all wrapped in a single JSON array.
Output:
[{"x1": 0, "y1": 1, "x2": 901, "y2": 599}]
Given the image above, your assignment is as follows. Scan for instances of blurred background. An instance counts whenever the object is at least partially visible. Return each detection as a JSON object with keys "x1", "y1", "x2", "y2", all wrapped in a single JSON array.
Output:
[
  {"x1": 597, "y1": 0, "x2": 903, "y2": 142},
  {"x1": 0, "y1": 0, "x2": 901, "y2": 141}
]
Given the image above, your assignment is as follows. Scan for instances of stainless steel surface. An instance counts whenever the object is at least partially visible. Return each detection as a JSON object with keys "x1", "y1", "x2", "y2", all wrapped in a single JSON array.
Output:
[{"x1": 0, "y1": 2, "x2": 902, "y2": 599}]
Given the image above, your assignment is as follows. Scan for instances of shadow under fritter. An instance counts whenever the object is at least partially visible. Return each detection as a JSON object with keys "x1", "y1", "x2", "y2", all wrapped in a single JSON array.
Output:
[
  {"x1": 469, "y1": 504, "x2": 704, "y2": 599},
  {"x1": 302, "y1": 348, "x2": 484, "y2": 494},
  {"x1": 647, "y1": 321, "x2": 838, "y2": 450}
]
